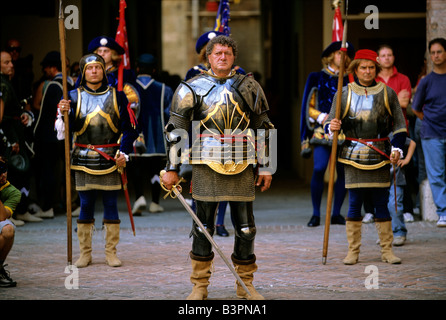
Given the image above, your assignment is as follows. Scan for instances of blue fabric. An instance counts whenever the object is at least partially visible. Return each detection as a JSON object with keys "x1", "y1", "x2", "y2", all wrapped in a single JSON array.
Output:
[
  {"x1": 299, "y1": 69, "x2": 350, "y2": 143},
  {"x1": 78, "y1": 190, "x2": 119, "y2": 221},
  {"x1": 412, "y1": 72, "x2": 446, "y2": 139},
  {"x1": 347, "y1": 188, "x2": 390, "y2": 220},
  {"x1": 421, "y1": 138, "x2": 446, "y2": 216},
  {"x1": 388, "y1": 184, "x2": 407, "y2": 236},
  {"x1": 310, "y1": 145, "x2": 346, "y2": 217},
  {"x1": 134, "y1": 75, "x2": 173, "y2": 155}
]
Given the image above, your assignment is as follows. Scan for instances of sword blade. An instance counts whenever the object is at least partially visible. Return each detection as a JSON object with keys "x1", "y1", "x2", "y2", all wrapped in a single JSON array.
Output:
[{"x1": 171, "y1": 187, "x2": 251, "y2": 297}]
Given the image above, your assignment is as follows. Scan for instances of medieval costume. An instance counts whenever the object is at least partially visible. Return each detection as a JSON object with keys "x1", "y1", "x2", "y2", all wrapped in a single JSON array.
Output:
[
  {"x1": 324, "y1": 49, "x2": 407, "y2": 265},
  {"x1": 129, "y1": 53, "x2": 173, "y2": 214},
  {"x1": 61, "y1": 53, "x2": 137, "y2": 268},
  {"x1": 299, "y1": 41, "x2": 354, "y2": 227},
  {"x1": 165, "y1": 57, "x2": 274, "y2": 299}
]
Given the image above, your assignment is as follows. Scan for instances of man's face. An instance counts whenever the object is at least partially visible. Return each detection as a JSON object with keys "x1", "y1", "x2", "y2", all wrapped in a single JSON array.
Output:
[
  {"x1": 355, "y1": 60, "x2": 377, "y2": 86},
  {"x1": 96, "y1": 47, "x2": 112, "y2": 66},
  {"x1": 430, "y1": 43, "x2": 446, "y2": 67},
  {"x1": 331, "y1": 50, "x2": 343, "y2": 69},
  {"x1": 84, "y1": 63, "x2": 104, "y2": 85},
  {"x1": 0, "y1": 51, "x2": 14, "y2": 76},
  {"x1": 378, "y1": 48, "x2": 395, "y2": 69},
  {"x1": 6, "y1": 39, "x2": 21, "y2": 61},
  {"x1": 0, "y1": 171, "x2": 7, "y2": 185},
  {"x1": 208, "y1": 44, "x2": 235, "y2": 77}
]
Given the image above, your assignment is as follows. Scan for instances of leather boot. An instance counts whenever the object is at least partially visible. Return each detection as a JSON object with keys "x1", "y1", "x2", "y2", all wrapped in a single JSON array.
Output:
[
  {"x1": 187, "y1": 252, "x2": 214, "y2": 300},
  {"x1": 375, "y1": 220, "x2": 401, "y2": 264},
  {"x1": 104, "y1": 220, "x2": 122, "y2": 267},
  {"x1": 74, "y1": 220, "x2": 94, "y2": 268},
  {"x1": 232, "y1": 254, "x2": 264, "y2": 300},
  {"x1": 343, "y1": 220, "x2": 362, "y2": 265}
]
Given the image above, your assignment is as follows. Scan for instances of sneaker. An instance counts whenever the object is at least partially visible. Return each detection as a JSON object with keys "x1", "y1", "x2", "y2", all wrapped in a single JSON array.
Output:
[
  {"x1": 0, "y1": 264, "x2": 17, "y2": 288},
  {"x1": 9, "y1": 217, "x2": 24, "y2": 226},
  {"x1": 132, "y1": 196, "x2": 147, "y2": 216},
  {"x1": 35, "y1": 208, "x2": 54, "y2": 218},
  {"x1": 362, "y1": 213, "x2": 374, "y2": 224},
  {"x1": 403, "y1": 213, "x2": 414, "y2": 222},
  {"x1": 149, "y1": 202, "x2": 164, "y2": 213},
  {"x1": 437, "y1": 216, "x2": 446, "y2": 227},
  {"x1": 393, "y1": 236, "x2": 406, "y2": 246},
  {"x1": 28, "y1": 203, "x2": 42, "y2": 214},
  {"x1": 16, "y1": 212, "x2": 43, "y2": 222},
  {"x1": 71, "y1": 207, "x2": 81, "y2": 217}
]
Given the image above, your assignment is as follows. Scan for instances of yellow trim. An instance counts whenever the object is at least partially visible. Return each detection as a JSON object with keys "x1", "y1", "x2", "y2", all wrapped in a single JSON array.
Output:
[
  {"x1": 193, "y1": 195, "x2": 255, "y2": 202},
  {"x1": 76, "y1": 184, "x2": 122, "y2": 191},
  {"x1": 0, "y1": 181, "x2": 10, "y2": 192},
  {"x1": 77, "y1": 105, "x2": 119, "y2": 136},
  {"x1": 71, "y1": 165, "x2": 117, "y2": 175},
  {"x1": 341, "y1": 85, "x2": 352, "y2": 119},
  {"x1": 394, "y1": 127, "x2": 407, "y2": 135},
  {"x1": 338, "y1": 158, "x2": 390, "y2": 170},
  {"x1": 349, "y1": 81, "x2": 385, "y2": 96},
  {"x1": 346, "y1": 182, "x2": 390, "y2": 189},
  {"x1": 383, "y1": 85, "x2": 392, "y2": 116}
]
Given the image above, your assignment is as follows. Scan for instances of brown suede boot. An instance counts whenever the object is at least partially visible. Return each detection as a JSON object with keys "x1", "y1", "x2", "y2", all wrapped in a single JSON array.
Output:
[
  {"x1": 104, "y1": 220, "x2": 122, "y2": 267},
  {"x1": 232, "y1": 254, "x2": 264, "y2": 300},
  {"x1": 187, "y1": 252, "x2": 214, "y2": 300},
  {"x1": 74, "y1": 220, "x2": 94, "y2": 268},
  {"x1": 375, "y1": 220, "x2": 401, "y2": 264},
  {"x1": 343, "y1": 220, "x2": 362, "y2": 265}
]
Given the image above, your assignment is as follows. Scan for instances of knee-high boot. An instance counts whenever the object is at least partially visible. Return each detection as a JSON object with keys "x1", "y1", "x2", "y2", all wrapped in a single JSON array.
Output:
[
  {"x1": 232, "y1": 254, "x2": 264, "y2": 300},
  {"x1": 74, "y1": 220, "x2": 94, "y2": 268},
  {"x1": 343, "y1": 220, "x2": 362, "y2": 265},
  {"x1": 375, "y1": 220, "x2": 401, "y2": 264},
  {"x1": 187, "y1": 251, "x2": 214, "y2": 300},
  {"x1": 104, "y1": 220, "x2": 122, "y2": 267}
]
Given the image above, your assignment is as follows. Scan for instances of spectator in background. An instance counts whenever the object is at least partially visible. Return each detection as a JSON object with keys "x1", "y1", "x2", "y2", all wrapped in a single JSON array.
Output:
[{"x1": 411, "y1": 38, "x2": 446, "y2": 228}]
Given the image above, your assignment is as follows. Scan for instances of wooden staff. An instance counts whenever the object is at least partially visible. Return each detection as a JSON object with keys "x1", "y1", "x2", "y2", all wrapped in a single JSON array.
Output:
[
  {"x1": 322, "y1": 21, "x2": 348, "y2": 265},
  {"x1": 58, "y1": 0, "x2": 72, "y2": 266}
]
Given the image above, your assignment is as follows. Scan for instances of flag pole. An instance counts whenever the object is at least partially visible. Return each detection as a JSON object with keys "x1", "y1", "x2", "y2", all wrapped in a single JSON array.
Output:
[
  {"x1": 322, "y1": 0, "x2": 348, "y2": 265},
  {"x1": 58, "y1": 0, "x2": 72, "y2": 266}
]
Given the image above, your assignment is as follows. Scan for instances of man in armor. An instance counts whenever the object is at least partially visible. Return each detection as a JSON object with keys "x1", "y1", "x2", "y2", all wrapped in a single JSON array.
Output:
[
  {"x1": 300, "y1": 41, "x2": 354, "y2": 227},
  {"x1": 161, "y1": 35, "x2": 275, "y2": 300},
  {"x1": 326, "y1": 49, "x2": 407, "y2": 265},
  {"x1": 58, "y1": 53, "x2": 137, "y2": 268}
]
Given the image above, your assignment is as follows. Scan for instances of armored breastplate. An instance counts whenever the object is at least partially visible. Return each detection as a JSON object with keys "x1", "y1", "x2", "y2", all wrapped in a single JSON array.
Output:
[
  {"x1": 338, "y1": 82, "x2": 392, "y2": 169},
  {"x1": 71, "y1": 87, "x2": 121, "y2": 174},
  {"x1": 189, "y1": 74, "x2": 256, "y2": 175}
]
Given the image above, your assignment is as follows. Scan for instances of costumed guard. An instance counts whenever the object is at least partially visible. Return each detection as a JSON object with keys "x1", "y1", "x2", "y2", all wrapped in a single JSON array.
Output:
[
  {"x1": 129, "y1": 53, "x2": 173, "y2": 214},
  {"x1": 325, "y1": 49, "x2": 407, "y2": 265},
  {"x1": 300, "y1": 40, "x2": 355, "y2": 227},
  {"x1": 57, "y1": 54, "x2": 137, "y2": 268},
  {"x1": 161, "y1": 35, "x2": 275, "y2": 300}
]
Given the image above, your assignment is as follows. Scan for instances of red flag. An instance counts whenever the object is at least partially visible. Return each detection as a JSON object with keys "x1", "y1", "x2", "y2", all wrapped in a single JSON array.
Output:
[
  {"x1": 115, "y1": 0, "x2": 137, "y2": 128},
  {"x1": 332, "y1": 5, "x2": 343, "y2": 42},
  {"x1": 115, "y1": 0, "x2": 130, "y2": 91}
]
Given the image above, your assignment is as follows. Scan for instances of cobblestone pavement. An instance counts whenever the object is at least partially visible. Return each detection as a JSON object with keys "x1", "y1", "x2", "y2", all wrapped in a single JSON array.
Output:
[{"x1": 1, "y1": 177, "x2": 445, "y2": 306}]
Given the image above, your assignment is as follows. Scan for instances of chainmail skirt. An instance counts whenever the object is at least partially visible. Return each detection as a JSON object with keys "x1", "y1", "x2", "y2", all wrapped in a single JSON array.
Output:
[
  {"x1": 191, "y1": 164, "x2": 256, "y2": 202},
  {"x1": 74, "y1": 170, "x2": 122, "y2": 191}
]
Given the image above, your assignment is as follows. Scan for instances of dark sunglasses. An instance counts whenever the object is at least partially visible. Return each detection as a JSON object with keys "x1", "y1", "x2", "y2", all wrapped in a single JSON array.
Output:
[{"x1": 6, "y1": 46, "x2": 22, "y2": 53}]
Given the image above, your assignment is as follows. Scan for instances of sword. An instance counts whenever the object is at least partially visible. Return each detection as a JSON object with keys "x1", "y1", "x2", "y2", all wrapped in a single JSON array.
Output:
[
  {"x1": 159, "y1": 170, "x2": 251, "y2": 297},
  {"x1": 117, "y1": 151, "x2": 136, "y2": 236}
]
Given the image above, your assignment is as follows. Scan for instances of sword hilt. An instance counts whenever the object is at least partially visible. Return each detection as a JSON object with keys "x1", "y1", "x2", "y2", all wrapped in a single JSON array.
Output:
[{"x1": 159, "y1": 170, "x2": 185, "y2": 199}]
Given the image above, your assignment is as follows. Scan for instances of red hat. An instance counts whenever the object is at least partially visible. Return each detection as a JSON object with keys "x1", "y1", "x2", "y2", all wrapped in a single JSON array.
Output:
[{"x1": 354, "y1": 49, "x2": 379, "y2": 64}]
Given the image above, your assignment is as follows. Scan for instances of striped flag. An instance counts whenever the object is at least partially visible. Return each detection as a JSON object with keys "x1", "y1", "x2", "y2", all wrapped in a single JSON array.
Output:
[{"x1": 332, "y1": 3, "x2": 344, "y2": 42}]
